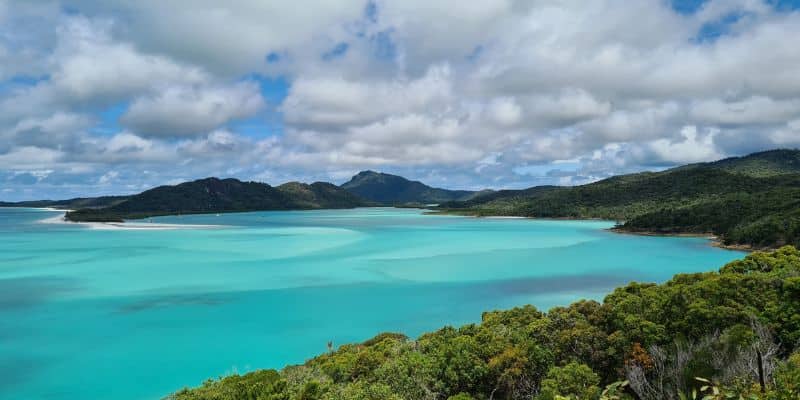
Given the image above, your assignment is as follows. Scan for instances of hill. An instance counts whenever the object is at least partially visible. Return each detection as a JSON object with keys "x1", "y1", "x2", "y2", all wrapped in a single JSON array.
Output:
[
  {"x1": 690, "y1": 148, "x2": 800, "y2": 177},
  {"x1": 10, "y1": 149, "x2": 800, "y2": 243},
  {"x1": 0, "y1": 195, "x2": 129, "y2": 210},
  {"x1": 340, "y1": 170, "x2": 480, "y2": 205},
  {"x1": 439, "y1": 149, "x2": 800, "y2": 249},
  {"x1": 64, "y1": 178, "x2": 367, "y2": 222},
  {"x1": 276, "y1": 181, "x2": 372, "y2": 209},
  {"x1": 170, "y1": 246, "x2": 800, "y2": 400}
]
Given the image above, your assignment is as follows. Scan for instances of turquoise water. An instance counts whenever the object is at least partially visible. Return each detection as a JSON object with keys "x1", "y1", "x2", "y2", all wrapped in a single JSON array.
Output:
[{"x1": 0, "y1": 207, "x2": 744, "y2": 399}]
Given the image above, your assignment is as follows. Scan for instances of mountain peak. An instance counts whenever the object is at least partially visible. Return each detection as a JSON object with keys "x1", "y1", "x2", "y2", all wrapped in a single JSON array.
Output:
[
  {"x1": 349, "y1": 170, "x2": 391, "y2": 181},
  {"x1": 341, "y1": 171, "x2": 474, "y2": 204}
]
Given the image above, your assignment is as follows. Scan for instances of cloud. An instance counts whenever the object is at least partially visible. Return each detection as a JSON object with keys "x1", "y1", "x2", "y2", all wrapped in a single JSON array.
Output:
[
  {"x1": 0, "y1": 146, "x2": 64, "y2": 170},
  {"x1": 65, "y1": 0, "x2": 366, "y2": 75},
  {"x1": 282, "y1": 64, "x2": 454, "y2": 130},
  {"x1": 0, "y1": 15, "x2": 209, "y2": 128},
  {"x1": 121, "y1": 83, "x2": 264, "y2": 137},
  {"x1": 178, "y1": 130, "x2": 253, "y2": 157},
  {"x1": 523, "y1": 89, "x2": 612, "y2": 127},
  {"x1": 51, "y1": 16, "x2": 208, "y2": 102},
  {"x1": 487, "y1": 98, "x2": 522, "y2": 127},
  {"x1": 642, "y1": 125, "x2": 724, "y2": 165},
  {"x1": 0, "y1": 1, "x2": 60, "y2": 80},
  {"x1": 2, "y1": 0, "x2": 800, "y2": 200},
  {"x1": 690, "y1": 96, "x2": 800, "y2": 126},
  {"x1": 4, "y1": 112, "x2": 92, "y2": 151},
  {"x1": 97, "y1": 170, "x2": 119, "y2": 185},
  {"x1": 769, "y1": 119, "x2": 800, "y2": 147}
]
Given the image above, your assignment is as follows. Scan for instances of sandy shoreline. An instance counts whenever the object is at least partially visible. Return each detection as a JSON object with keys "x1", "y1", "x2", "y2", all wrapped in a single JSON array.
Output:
[
  {"x1": 431, "y1": 209, "x2": 757, "y2": 252},
  {"x1": 426, "y1": 210, "x2": 610, "y2": 222},
  {"x1": 607, "y1": 227, "x2": 758, "y2": 252},
  {"x1": 27, "y1": 207, "x2": 765, "y2": 249},
  {"x1": 37, "y1": 210, "x2": 226, "y2": 231}
]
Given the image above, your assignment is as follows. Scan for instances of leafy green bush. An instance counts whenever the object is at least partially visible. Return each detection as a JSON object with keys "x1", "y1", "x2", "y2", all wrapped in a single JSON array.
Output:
[{"x1": 536, "y1": 362, "x2": 600, "y2": 400}]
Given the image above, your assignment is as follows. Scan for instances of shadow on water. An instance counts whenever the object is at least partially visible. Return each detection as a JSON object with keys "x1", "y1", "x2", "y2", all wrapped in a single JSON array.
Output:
[
  {"x1": 0, "y1": 276, "x2": 82, "y2": 310},
  {"x1": 486, "y1": 273, "x2": 625, "y2": 296},
  {"x1": 0, "y1": 357, "x2": 49, "y2": 392},
  {"x1": 116, "y1": 293, "x2": 233, "y2": 314}
]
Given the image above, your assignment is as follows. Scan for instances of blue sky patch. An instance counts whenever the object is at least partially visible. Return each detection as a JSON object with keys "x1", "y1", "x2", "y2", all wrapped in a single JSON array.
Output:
[
  {"x1": 250, "y1": 75, "x2": 289, "y2": 105},
  {"x1": 694, "y1": 11, "x2": 746, "y2": 43},
  {"x1": 672, "y1": 0, "x2": 800, "y2": 14},
  {"x1": 91, "y1": 102, "x2": 128, "y2": 136},
  {"x1": 671, "y1": 0, "x2": 708, "y2": 15},
  {"x1": 370, "y1": 30, "x2": 397, "y2": 61},
  {"x1": 265, "y1": 52, "x2": 282, "y2": 64},
  {"x1": 364, "y1": 0, "x2": 379, "y2": 23},
  {"x1": 322, "y1": 42, "x2": 349, "y2": 61},
  {"x1": 230, "y1": 75, "x2": 289, "y2": 138},
  {"x1": 0, "y1": 75, "x2": 48, "y2": 94},
  {"x1": 466, "y1": 45, "x2": 484, "y2": 62}
]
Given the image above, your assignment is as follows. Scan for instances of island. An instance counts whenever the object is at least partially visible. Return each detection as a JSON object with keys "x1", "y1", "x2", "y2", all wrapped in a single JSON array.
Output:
[{"x1": 62, "y1": 178, "x2": 369, "y2": 222}]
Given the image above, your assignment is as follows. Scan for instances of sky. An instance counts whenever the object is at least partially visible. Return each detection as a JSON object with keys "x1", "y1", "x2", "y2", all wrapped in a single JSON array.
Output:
[{"x1": 1, "y1": 0, "x2": 800, "y2": 200}]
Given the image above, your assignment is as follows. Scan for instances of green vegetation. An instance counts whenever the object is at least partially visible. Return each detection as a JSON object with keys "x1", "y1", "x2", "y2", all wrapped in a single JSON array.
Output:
[
  {"x1": 0, "y1": 195, "x2": 129, "y2": 210},
  {"x1": 169, "y1": 246, "x2": 800, "y2": 400},
  {"x1": 64, "y1": 178, "x2": 367, "y2": 222},
  {"x1": 341, "y1": 170, "x2": 482, "y2": 205},
  {"x1": 687, "y1": 148, "x2": 800, "y2": 177},
  {"x1": 624, "y1": 187, "x2": 800, "y2": 248},
  {"x1": 439, "y1": 149, "x2": 800, "y2": 249},
  {"x1": 8, "y1": 149, "x2": 800, "y2": 244}
]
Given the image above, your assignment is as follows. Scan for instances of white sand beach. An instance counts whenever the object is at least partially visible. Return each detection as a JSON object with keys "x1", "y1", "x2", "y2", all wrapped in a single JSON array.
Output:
[{"x1": 38, "y1": 211, "x2": 225, "y2": 230}]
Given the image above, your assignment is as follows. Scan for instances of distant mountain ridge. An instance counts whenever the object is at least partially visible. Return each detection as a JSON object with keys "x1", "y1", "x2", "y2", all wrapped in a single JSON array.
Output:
[
  {"x1": 340, "y1": 170, "x2": 482, "y2": 204},
  {"x1": 63, "y1": 177, "x2": 368, "y2": 222},
  {"x1": 0, "y1": 195, "x2": 129, "y2": 210},
  {"x1": 440, "y1": 148, "x2": 800, "y2": 249},
  {"x1": 4, "y1": 148, "x2": 799, "y2": 248}
]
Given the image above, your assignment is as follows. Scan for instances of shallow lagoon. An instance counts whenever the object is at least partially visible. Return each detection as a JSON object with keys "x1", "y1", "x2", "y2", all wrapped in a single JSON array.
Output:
[{"x1": 0, "y1": 207, "x2": 744, "y2": 400}]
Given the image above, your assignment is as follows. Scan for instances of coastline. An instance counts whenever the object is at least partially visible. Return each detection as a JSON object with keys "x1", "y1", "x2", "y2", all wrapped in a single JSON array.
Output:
[
  {"x1": 425, "y1": 209, "x2": 609, "y2": 221},
  {"x1": 28, "y1": 206, "x2": 770, "y2": 251},
  {"x1": 431, "y1": 208, "x2": 759, "y2": 252},
  {"x1": 607, "y1": 227, "x2": 758, "y2": 252},
  {"x1": 38, "y1": 210, "x2": 226, "y2": 231}
]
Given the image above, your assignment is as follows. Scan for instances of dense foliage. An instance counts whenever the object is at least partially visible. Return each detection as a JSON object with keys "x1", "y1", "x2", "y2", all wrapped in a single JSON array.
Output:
[
  {"x1": 341, "y1": 170, "x2": 480, "y2": 205},
  {"x1": 169, "y1": 246, "x2": 800, "y2": 400},
  {"x1": 624, "y1": 188, "x2": 800, "y2": 248},
  {"x1": 9, "y1": 149, "x2": 800, "y2": 245},
  {"x1": 440, "y1": 149, "x2": 800, "y2": 249},
  {"x1": 0, "y1": 195, "x2": 129, "y2": 210},
  {"x1": 698, "y1": 149, "x2": 800, "y2": 177},
  {"x1": 64, "y1": 178, "x2": 367, "y2": 222}
]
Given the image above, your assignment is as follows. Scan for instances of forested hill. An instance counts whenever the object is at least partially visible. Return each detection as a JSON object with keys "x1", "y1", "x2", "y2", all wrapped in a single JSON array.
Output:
[
  {"x1": 340, "y1": 170, "x2": 482, "y2": 205},
  {"x1": 0, "y1": 195, "x2": 129, "y2": 210},
  {"x1": 12, "y1": 149, "x2": 800, "y2": 241},
  {"x1": 64, "y1": 178, "x2": 368, "y2": 222},
  {"x1": 439, "y1": 149, "x2": 800, "y2": 249},
  {"x1": 687, "y1": 148, "x2": 800, "y2": 177},
  {"x1": 170, "y1": 246, "x2": 800, "y2": 400}
]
